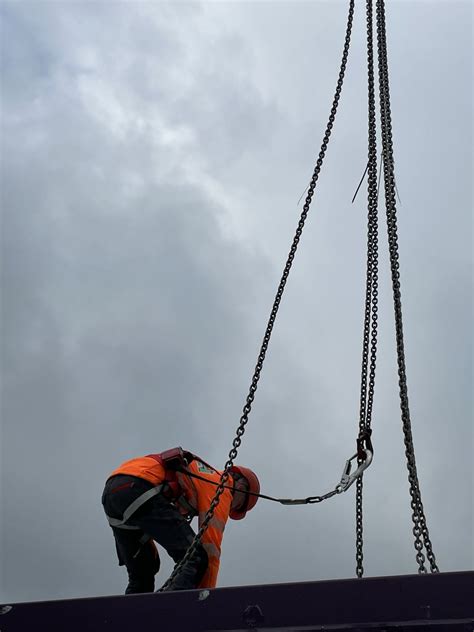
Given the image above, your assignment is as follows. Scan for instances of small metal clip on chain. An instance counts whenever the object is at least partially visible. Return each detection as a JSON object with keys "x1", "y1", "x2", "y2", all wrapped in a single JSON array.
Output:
[
  {"x1": 270, "y1": 442, "x2": 374, "y2": 505},
  {"x1": 340, "y1": 449, "x2": 373, "y2": 492}
]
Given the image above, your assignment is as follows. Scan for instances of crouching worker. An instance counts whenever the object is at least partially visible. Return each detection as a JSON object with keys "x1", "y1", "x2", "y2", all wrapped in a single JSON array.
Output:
[{"x1": 101, "y1": 448, "x2": 259, "y2": 593}]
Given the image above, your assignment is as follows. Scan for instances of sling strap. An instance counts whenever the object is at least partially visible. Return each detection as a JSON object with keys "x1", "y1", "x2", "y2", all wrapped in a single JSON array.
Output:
[{"x1": 106, "y1": 484, "x2": 164, "y2": 529}]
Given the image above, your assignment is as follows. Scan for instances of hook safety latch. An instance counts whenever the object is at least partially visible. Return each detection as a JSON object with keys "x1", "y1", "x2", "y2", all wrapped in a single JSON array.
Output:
[{"x1": 338, "y1": 449, "x2": 373, "y2": 492}]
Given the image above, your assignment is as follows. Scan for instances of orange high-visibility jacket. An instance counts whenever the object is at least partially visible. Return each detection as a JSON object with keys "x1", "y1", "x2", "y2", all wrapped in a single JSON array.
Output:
[{"x1": 109, "y1": 454, "x2": 233, "y2": 589}]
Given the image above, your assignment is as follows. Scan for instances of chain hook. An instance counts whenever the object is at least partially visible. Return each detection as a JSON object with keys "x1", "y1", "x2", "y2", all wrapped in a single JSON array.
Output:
[{"x1": 338, "y1": 449, "x2": 373, "y2": 492}]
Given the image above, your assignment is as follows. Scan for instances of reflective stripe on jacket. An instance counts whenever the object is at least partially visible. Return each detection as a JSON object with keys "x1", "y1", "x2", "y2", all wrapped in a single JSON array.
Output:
[
  {"x1": 176, "y1": 459, "x2": 233, "y2": 589},
  {"x1": 108, "y1": 453, "x2": 233, "y2": 589}
]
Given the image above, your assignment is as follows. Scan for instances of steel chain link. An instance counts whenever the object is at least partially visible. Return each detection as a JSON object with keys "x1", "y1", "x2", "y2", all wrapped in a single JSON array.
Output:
[
  {"x1": 356, "y1": 0, "x2": 380, "y2": 579},
  {"x1": 159, "y1": 0, "x2": 356, "y2": 592},
  {"x1": 307, "y1": 488, "x2": 343, "y2": 504},
  {"x1": 376, "y1": 0, "x2": 439, "y2": 574}
]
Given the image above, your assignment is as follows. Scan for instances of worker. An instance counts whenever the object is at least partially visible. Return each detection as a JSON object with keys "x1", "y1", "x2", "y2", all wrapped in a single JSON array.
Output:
[{"x1": 101, "y1": 448, "x2": 260, "y2": 593}]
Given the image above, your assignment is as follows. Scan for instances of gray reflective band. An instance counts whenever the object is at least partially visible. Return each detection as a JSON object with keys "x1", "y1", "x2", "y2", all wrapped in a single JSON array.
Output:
[
  {"x1": 106, "y1": 484, "x2": 164, "y2": 529},
  {"x1": 132, "y1": 533, "x2": 152, "y2": 558}
]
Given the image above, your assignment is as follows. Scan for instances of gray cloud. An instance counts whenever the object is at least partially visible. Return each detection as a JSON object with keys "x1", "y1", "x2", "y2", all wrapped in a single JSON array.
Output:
[{"x1": 1, "y1": 1, "x2": 472, "y2": 602}]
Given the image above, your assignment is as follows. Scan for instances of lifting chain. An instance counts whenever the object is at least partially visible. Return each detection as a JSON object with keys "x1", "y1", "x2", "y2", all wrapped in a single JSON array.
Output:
[
  {"x1": 375, "y1": 0, "x2": 439, "y2": 573},
  {"x1": 159, "y1": 0, "x2": 356, "y2": 592},
  {"x1": 356, "y1": 0, "x2": 379, "y2": 579},
  {"x1": 161, "y1": 0, "x2": 439, "y2": 591}
]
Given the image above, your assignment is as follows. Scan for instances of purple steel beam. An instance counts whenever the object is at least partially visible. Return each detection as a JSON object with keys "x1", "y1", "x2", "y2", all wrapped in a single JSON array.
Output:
[{"x1": 1, "y1": 571, "x2": 473, "y2": 632}]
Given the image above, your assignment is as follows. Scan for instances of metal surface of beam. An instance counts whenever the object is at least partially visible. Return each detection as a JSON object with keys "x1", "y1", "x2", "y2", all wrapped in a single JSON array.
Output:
[
  {"x1": 1, "y1": 571, "x2": 473, "y2": 632},
  {"x1": 214, "y1": 620, "x2": 474, "y2": 631}
]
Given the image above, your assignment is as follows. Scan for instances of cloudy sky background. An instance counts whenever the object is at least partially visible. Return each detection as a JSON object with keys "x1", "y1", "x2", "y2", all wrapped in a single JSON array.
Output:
[{"x1": 1, "y1": 0, "x2": 472, "y2": 603}]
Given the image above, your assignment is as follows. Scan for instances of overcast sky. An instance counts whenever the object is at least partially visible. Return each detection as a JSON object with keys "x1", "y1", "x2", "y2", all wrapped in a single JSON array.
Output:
[{"x1": 1, "y1": 0, "x2": 472, "y2": 604}]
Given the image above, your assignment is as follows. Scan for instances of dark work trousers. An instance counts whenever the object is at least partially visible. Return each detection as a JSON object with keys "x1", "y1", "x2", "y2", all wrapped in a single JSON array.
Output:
[{"x1": 102, "y1": 475, "x2": 208, "y2": 593}]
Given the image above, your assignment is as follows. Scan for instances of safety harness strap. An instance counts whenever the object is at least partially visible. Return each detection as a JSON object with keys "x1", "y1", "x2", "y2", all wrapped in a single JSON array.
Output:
[
  {"x1": 132, "y1": 533, "x2": 153, "y2": 559},
  {"x1": 106, "y1": 484, "x2": 164, "y2": 529},
  {"x1": 176, "y1": 494, "x2": 198, "y2": 517}
]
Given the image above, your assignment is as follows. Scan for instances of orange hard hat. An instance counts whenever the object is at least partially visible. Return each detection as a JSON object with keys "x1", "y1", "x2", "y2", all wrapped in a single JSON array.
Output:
[{"x1": 229, "y1": 465, "x2": 260, "y2": 520}]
